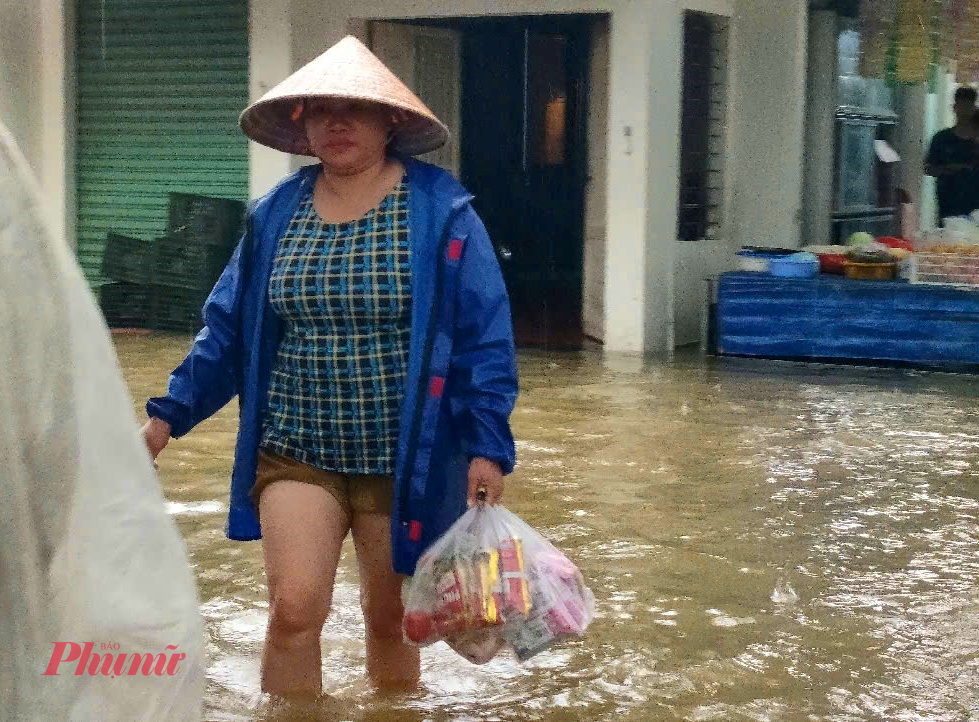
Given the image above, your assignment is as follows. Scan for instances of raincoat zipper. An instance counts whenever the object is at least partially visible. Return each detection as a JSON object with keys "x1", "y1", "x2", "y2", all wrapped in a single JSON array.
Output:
[{"x1": 397, "y1": 206, "x2": 464, "y2": 523}]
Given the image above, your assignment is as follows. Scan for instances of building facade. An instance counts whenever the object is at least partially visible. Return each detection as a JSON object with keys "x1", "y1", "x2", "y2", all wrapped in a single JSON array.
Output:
[{"x1": 3, "y1": 0, "x2": 810, "y2": 356}]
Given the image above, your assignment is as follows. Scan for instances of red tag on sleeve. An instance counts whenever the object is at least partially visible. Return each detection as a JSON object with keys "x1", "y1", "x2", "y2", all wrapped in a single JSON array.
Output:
[{"x1": 409, "y1": 521, "x2": 422, "y2": 542}]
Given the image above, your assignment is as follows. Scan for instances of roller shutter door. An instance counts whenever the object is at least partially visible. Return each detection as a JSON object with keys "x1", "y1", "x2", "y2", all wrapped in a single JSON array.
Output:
[{"x1": 75, "y1": 0, "x2": 249, "y2": 283}]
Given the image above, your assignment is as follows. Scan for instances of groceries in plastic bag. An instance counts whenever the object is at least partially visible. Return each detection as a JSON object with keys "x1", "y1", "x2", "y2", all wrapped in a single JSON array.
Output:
[{"x1": 402, "y1": 505, "x2": 594, "y2": 664}]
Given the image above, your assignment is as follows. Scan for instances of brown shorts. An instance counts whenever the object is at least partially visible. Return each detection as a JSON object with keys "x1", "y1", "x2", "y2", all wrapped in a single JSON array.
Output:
[{"x1": 250, "y1": 449, "x2": 395, "y2": 520}]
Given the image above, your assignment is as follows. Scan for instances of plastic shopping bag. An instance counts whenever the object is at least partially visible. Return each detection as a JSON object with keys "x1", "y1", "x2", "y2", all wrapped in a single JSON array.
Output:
[{"x1": 402, "y1": 505, "x2": 594, "y2": 664}]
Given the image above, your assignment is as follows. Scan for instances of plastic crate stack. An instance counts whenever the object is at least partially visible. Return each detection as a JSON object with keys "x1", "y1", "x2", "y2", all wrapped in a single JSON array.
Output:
[
  {"x1": 100, "y1": 233, "x2": 158, "y2": 328},
  {"x1": 99, "y1": 193, "x2": 245, "y2": 332},
  {"x1": 152, "y1": 193, "x2": 244, "y2": 333}
]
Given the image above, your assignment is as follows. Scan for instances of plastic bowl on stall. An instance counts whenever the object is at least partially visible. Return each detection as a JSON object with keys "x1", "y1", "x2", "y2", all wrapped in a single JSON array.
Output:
[
  {"x1": 802, "y1": 245, "x2": 848, "y2": 275},
  {"x1": 875, "y1": 236, "x2": 914, "y2": 251},
  {"x1": 818, "y1": 254, "x2": 847, "y2": 274},
  {"x1": 736, "y1": 247, "x2": 798, "y2": 273},
  {"x1": 737, "y1": 252, "x2": 771, "y2": 273},
  {"x1": 769, "y1": 252, "x2": 820, "y2": 279}
]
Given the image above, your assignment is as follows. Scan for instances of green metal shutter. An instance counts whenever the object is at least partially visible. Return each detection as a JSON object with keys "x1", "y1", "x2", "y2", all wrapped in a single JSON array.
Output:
[{"x1": 75, "y1": 0, "x2": 249, "y2": 284}]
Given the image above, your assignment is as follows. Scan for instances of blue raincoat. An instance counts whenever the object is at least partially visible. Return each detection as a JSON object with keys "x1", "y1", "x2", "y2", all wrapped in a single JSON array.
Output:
[{"x1": 147, "y1": 158, "x2": 518, "y2": 574}]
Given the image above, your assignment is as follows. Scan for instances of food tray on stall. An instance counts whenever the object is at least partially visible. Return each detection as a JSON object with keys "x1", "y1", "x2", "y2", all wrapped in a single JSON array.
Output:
[
  {"x1": 843, "y1": 260, "x2": 897, "y2": 281},
  {"x1": 910, "y1": 239, "x2": 979, "y2": 287}
]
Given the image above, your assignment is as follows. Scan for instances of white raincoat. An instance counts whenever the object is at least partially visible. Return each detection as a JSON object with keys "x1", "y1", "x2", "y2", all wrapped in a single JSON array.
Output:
[{"x1": 0, "y1": 123, "x2": 205, "y2": 719}]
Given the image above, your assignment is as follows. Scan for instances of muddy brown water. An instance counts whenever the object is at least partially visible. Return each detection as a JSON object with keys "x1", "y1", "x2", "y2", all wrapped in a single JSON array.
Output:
[{"x1": 116, "y1": 333, "x2": 979, "y2": 721}]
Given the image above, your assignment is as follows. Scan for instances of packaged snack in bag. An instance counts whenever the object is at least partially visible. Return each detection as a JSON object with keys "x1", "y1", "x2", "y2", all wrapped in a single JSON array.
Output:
[
  {"x1": 498, "y1": 537, "x2": 531, "y2": 617},
  {"x1": 505, "y1": 548, "x2": 595, "y2": 661},
  {"x1": 402, "y1": 505, "x2": 594, "y2": 664}
]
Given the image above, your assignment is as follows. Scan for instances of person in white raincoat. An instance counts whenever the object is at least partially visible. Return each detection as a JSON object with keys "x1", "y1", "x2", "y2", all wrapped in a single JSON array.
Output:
[{"x1": 0, "y1": 122, "x2": 205, "y2": 719}]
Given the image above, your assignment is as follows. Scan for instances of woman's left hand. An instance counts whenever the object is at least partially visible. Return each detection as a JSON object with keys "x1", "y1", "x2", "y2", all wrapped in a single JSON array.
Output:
[{"x1": 467, "y1": 457, "x2": 504, "y2": 507}]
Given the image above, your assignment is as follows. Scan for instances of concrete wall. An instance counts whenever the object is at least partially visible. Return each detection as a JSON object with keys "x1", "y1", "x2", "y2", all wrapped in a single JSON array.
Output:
[
  {"x1": 728, "y1": 0, "x2": 809, "y2": 250},
  {"x1": 894, "y1": 83, "x2": 927, "y2": 233},
  {"x1": 1, "y1": 0, "x2": 73, "y2": 245},
  {"x1": 636, "y1": 4, "x2": 684, "y2": 353},
  {"x1": 41, "y1": 0, "x2": 74, "y2": 248},
  {"x1": 583, "y1": 17, "x2": 610, "y2": 342},
  {"x1": 0, "y1": 3, "x2": 42, "y2": 173},
  {"x1": 801, "y1": 9, "x2": 837, "y2": 246},
  {"x1": 0, "y1": 0, "x2": 75, "y2": 242},
  {"x1": 674, "y1": 0, "x2": 809, "y2": 347},
  {"x1": 672, "y1": 10, "x2": 732, "y2": 348},
  {"x1": 249, "y1": 0, "x2": 294, "y2": 198},
  {"x1": 675, "y1": 240, "x2": 731, "y2": 347}
]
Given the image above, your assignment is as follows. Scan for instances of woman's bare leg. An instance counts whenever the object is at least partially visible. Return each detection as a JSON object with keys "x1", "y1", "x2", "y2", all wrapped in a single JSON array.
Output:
[
  {"x1": 351, "y1": 512, "x2": 420, "y2": 689},
  {"x1": 259, "y1": 481, "x2": 350, "y2": 697}
]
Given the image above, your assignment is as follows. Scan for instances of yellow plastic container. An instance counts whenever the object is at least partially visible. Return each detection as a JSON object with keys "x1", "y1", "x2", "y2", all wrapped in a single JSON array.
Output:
[{"x1": 843, "y1": 260, "x2": 897, "y2": 281}]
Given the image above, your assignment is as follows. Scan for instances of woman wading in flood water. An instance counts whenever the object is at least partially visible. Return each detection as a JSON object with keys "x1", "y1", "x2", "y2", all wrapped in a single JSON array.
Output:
[{"x1": 142, "y1": 36, "x2": 518, "y2": 698}]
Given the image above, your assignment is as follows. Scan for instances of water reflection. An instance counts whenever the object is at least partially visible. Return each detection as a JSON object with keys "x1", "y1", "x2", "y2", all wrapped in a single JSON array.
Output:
[{"x1": 116, "y1": 334, "x2": 979, "y2": 720}]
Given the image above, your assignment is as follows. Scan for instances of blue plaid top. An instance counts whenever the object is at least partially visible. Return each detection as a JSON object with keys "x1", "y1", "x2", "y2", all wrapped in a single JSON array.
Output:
[{"x1": 261, "y1": 178, "x2": 411, "y2": 474}]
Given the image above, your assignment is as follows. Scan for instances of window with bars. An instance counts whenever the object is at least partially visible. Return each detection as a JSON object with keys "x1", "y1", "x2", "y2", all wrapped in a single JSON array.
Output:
[{"x1": 677, "y1": 12, "x2": 729, "y2": 242}]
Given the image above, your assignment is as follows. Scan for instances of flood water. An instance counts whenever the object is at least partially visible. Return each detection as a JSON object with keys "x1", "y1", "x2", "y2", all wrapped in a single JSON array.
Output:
[{"x1": 116, "y1": 333, "x2": 979, "y2": 722}]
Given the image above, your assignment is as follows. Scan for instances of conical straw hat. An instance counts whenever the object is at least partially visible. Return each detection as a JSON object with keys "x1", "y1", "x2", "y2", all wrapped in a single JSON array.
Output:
[{"x1": 239, "y1": 35, "x2": 449, "y2": 156}]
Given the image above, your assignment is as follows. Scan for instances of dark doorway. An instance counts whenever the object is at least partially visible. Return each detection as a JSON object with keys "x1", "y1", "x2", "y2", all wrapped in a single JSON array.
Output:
[{"x1": 459, "y1": 17, "x2": 590, "y2": 349}]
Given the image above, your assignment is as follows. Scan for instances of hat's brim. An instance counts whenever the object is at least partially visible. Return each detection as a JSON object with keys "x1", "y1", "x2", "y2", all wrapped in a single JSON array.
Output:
[{"x1": 239, "y1": 93, "x2": 449, "y2": 157}]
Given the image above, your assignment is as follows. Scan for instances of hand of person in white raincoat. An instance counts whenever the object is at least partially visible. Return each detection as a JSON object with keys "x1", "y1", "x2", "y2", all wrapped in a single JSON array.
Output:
[{"x1": 0, "y1": 121, "x2": 205, "y2": 721}]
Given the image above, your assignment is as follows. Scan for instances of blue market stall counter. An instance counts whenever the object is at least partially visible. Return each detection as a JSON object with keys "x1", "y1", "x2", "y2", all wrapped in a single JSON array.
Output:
[{"x1": 715, "y1": 271, "x2": 979, "y2": 371}]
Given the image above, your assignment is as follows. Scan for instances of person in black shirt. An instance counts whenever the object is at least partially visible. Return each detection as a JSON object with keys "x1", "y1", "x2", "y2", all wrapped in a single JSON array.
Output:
[{"x1": 925, "y1": 86, "x2": 979, "y2": 224}]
